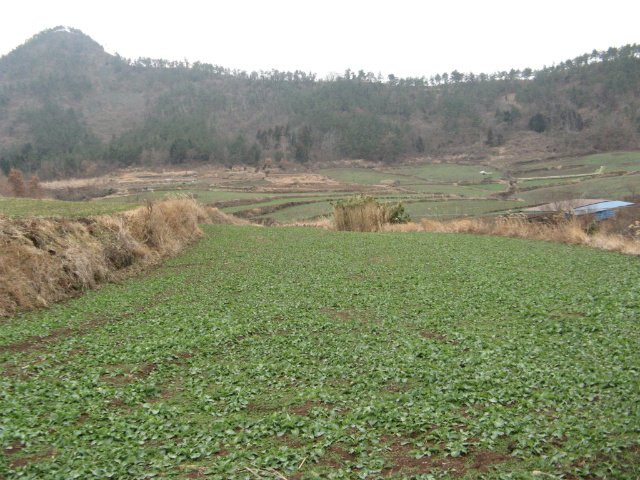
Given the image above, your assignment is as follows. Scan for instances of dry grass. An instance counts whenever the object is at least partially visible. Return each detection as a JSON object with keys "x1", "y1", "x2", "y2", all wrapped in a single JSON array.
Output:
[
  {"x1": 333, "y1": 196, "x2": 390, "y2": 232},
  {"x1": 381, "y1": 222, "x2": 423, "y2": 232},
  {"x1": 123, "y1": 198, "x2": 205, "y2": 257},
  {"x1": 383, "y1": 213, "x2": 640, "y2": 256},
  {"x1": 0, "y1": 197, "x2": 245, "y2": 317},
  {"x1": 284, "y1": 217, "x2": 334, "y2": 230}
]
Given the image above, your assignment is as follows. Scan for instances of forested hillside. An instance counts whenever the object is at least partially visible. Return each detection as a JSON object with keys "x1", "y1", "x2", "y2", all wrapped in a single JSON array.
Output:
[{"x1": 1, "y1": 27, "x2": 639, "y2": 179}]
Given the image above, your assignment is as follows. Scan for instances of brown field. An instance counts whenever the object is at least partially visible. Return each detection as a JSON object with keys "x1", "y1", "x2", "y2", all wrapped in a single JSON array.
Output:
[{"x1": 35, "y1": 165, "x2": 387, "y2": 199}]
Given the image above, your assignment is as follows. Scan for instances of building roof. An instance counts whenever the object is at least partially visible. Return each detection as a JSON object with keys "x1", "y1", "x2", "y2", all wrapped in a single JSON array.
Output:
[
  {"x1": 573, "y1": 201, "x2": 634, "y2": 215},
  {"x1": 522, "y1": 199, "x2": 634, "y2": 215},
  {"x1": 522, "y1": 199, "x2": 609, "y2": 213}
]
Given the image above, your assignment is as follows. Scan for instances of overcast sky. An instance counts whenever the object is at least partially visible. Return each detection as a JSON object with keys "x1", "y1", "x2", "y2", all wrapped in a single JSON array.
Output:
[{"x1": 1, "y1": 0, "x2": 638, "y2": 80}]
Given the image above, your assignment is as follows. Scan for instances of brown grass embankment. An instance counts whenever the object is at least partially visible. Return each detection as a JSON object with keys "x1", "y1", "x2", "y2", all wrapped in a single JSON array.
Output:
[
  {"x1": 0, "y1": 197, "x2": 248, "y2": 317},
  {"x1": 383, "y1": 213, "x2": 640, "y2": 256},
  {"x1": 285, "y1": 217, "x2": 334, "y2": 230}
]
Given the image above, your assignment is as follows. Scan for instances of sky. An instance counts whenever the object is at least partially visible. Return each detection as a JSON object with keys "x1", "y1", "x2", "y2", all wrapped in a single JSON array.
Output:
[{"x1": 1, "y1": 0, "x2": 639, "y2": 80}]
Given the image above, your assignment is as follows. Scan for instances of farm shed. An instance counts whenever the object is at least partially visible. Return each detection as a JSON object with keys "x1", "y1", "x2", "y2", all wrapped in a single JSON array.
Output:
[
  {"x1": 572, "y1": 200, "x2": 634, "y2": 221},
  {"x1": 522, "y1": 199, "x2": 634, "y2": 221}
]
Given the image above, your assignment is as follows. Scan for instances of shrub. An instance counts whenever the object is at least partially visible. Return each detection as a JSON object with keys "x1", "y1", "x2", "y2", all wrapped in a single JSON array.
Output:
[
  {"x1": 586, "y1": 220, "x2": 599, "y2": 236},
  {"x1": 7, "y1": 168, "x2": 27, "y2": 197},
  {"x1": 27, "y1": 174, "x2": 44, "y2": 198},
  {"x1": 389, "y1": 201, "x2": 411, "y2": 224},
  {"x1": 333, "y1": 195, "x2": 411, "y2": 232},
  {"x1": 529, "y1": 113, "x2": 548, "y2": 133},
  {"x1": 333, "y1": 195, "x2": 388, "y2": 232}
]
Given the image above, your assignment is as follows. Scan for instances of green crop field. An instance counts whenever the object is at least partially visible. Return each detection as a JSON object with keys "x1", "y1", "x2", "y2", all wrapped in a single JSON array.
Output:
[
  {"x1": 318, "y1": 169, "x2": 411, "y2": 186},
  {"x1": 222, "y1": 197, "x2": 335, "y2": 214},
  {"x1": 518, "y1": 175, "x2": 640, "y2": 205},
  {"x1": 566, "y1": 151, "x2": 640, "y2": 170},
  {"x1": 458, "y1": 183, "x2": 507, "y2": 193},
  {"x1": 392, "y1": 164, "x2": 493, "y2": 184},
  {"x1": 2, "y1": 226, "x2": 639, "y2": 479},
  {"x1": 515, "y1": 165, "x2": 598, "y2": 179},
  {"x1": 406, "y1": 199, "x2": 525, "y2": 218},
  {"x1": 0, "y1": 198, "x2": 142, "y2": 217},
  {"x1": 518, "y1": 178, "x2": 577, "y2": 188},
  {"x1": 319, "y1": 165, "x2": 500, "y2": 188},
  {"x1": 398, "y1": 184, "x2": 501, "y2": 197},
  {"x1": 99, "y1": 190, "x2": 302, "y2": 205},
  {"x1": 514, "y1": 152, "x2": 640, "y2": 176},
  {"x1": 256, "y1": 201, "x2": 334, "y2": 222}
]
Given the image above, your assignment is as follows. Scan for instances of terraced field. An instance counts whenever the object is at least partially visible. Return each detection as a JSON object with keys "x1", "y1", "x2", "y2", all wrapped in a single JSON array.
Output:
[
  {"x1": 518, "y1": 175, "x2": 639, "y2": 205},
  {"x1": 2, "y1": 226, "x2": 639, "y2": 479},
  {"x1": 0, "y1": 198, "x2": 143, "y2": 218},
  {"x1": 83, "y1": 152, "x2": 640, "y2": 224},
  {"x1": 29, "y1": 151, "x2": 627, "y2": 225},
  {"x1": 516, "y1": 152, "x2": 640, "y2": 173},
  {"x1": 403, "y1": 199, "x2": 526, "y2": 218}
]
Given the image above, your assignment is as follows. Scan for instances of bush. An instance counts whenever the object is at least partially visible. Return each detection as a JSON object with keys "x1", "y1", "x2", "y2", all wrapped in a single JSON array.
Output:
[
  {"x1": 333, "y1": 195, "x2": 388, "y2": 232},
  {"x1": 7, "y1": 168, "x2": 27, "y2": 197},
  {"x1": 529, "y1": 113, "x2": 548, "y2": 133},
  {"x1": 333, "y1": 195, "x2": 410, "y2": 232},
  {"x1": 389, "y1": 201, "x2": 411, "y2": 224}
]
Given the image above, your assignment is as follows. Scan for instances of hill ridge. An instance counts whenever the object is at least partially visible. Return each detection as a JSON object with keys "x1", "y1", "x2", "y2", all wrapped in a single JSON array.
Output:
[{"x1": 0, "y1": 28, "x2": 639, "y2": 179}]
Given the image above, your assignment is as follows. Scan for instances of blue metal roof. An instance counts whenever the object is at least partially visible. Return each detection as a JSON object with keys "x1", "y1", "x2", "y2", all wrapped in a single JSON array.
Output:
[{"x1": 574, "y1": 201, "x2": 634, "y2": 215}]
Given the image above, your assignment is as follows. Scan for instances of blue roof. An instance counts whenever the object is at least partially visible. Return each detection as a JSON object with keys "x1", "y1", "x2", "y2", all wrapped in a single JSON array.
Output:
[{"x1": 574, "y1": 201, "x2": 634, "y2": 215}]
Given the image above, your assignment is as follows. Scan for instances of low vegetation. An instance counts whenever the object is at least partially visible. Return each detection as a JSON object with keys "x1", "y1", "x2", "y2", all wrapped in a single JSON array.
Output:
[
  {"x1": 333, "y1": 196, "x2": 390, "y2": 232},
  {"x1": 1, "y1": 226, "x2": 638, "y2": 479},
  {"x1": 330, "y1": 193, "x2": 640, "y2": 257},
  {"x1": 380, "y1": 212, "x2": 640, "y2": 256},
  {"x1": 0, "y1": 197, "x2": 142, "y2": 218},
  {"x1": 0, "y1": 197, "x2": 246, "y2": 317},
  {"x1": 333, "y1": 195, "x2": 410, "y2": 232}
]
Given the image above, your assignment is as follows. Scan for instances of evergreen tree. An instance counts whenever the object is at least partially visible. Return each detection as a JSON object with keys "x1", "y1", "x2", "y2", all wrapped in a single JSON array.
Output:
[
  {"x1": 294, "y1": 126, "x2": 313, "y2": 163},
  {"x1": 529, "y1": 113, "x2": 548, "y2": 133}
]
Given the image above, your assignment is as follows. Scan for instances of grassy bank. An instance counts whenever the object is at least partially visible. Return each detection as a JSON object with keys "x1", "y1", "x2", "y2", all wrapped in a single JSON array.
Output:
[
  {"x1": 404, "y1": 214, "x2": 640, "y2": 256},
  {"x1": 0, "y1": 197, "x2": 246, "y2": 317},
  {"x1": 1, "y1": 226, "x2": 639, "y2": 479}
]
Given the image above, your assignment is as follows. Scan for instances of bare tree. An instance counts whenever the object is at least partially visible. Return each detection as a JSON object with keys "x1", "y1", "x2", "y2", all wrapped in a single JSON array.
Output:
[
  {"x1": 27, "y1": 174, "x2": 44, "y2": 198},
  {"x1": 7, "y1": 168, "x2": 27, "y2": 197}
]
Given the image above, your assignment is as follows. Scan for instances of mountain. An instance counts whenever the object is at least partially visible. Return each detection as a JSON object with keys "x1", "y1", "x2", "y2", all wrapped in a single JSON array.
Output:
[
  {"x1": 0, "y1": 28, "x2": 152, "y2": 145},
  {"x1": 1, "y1": 27, "x2": 639, "y2": 178}
]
